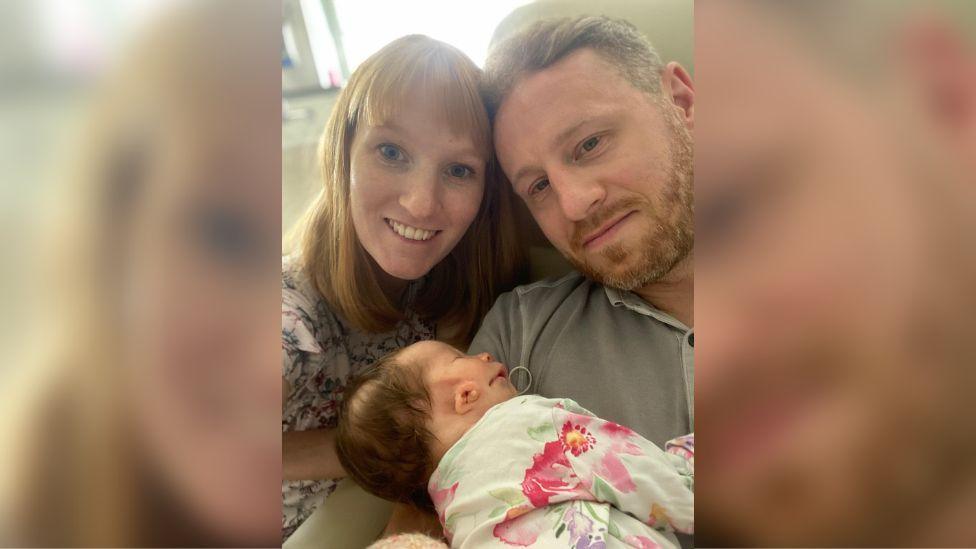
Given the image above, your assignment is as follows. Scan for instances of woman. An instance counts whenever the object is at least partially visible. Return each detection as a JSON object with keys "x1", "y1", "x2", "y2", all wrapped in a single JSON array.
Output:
[{"x1": 281, "y1": 35, "x2": 525, "y2": 540}]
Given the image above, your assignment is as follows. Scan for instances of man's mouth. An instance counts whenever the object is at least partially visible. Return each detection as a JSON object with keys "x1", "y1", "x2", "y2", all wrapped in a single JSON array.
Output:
[
  {"x1": 581, "y1": 210, "x2": 637, "y2": 249},
  {"x1": 385, "y1": 218, "x2": 440, "y2": 242}
]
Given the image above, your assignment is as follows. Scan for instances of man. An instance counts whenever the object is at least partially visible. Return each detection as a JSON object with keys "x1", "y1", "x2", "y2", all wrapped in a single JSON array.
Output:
[
  {"x1": 695, "y1": 1, "x2": 976, "y2": 546},
  {"x1": 470, "y1": 16, "x2": 695, "y2": 448}
]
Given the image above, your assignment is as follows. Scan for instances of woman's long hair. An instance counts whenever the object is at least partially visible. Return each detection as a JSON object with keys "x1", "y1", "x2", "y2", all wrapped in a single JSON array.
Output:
[{"x1": 291, "y1": 35, "x2": 527, "y2": 346}]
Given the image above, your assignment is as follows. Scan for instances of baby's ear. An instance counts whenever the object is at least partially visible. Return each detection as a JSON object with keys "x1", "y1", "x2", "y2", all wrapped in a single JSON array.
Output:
[{"x1": 453, "y1": 381, "x2": 480, "y2": 414}]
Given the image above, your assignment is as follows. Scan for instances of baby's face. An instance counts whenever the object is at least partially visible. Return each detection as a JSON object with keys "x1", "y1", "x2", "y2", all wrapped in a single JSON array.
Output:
[{"x1": 401, "y1": 340, "x2": 517, "y2": 432}]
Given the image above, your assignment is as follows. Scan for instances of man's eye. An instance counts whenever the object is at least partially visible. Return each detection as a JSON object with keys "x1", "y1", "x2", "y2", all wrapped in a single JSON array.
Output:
[
  {"x1": 528, "y1": 178, "x2": 550, "y2": 196},
  {"x1": 447, "y1": 164, "x2": 474, "y2": 178},
  {"x1": 573, "y1": 135, "x2": 605, "y2": 162},
  {"x1": 378, "y1": 144, "x2": 403, "y2": 161}
]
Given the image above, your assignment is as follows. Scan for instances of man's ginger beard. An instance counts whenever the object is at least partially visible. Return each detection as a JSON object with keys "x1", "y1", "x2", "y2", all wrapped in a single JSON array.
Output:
[{"x1": 567, "y1": 108, "x2": 694, "y2": 290}]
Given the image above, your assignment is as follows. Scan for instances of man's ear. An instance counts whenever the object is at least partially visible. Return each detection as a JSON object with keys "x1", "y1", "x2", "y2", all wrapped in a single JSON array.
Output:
[
  {"x1": 662, "y1": 61, "x2": 695, "y2": 130},
  {"x1": 453, "y1": 381, "x2": 480, "y2": 415}
]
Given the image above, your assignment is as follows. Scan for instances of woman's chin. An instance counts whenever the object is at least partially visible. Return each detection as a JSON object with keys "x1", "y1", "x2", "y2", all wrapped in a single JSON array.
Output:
[{"x1": 374, "y1": 254, "x2": 448, "y2": 283}]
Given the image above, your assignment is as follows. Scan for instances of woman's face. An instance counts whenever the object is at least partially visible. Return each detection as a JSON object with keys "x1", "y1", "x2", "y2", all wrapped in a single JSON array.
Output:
[{"x1": 348, "y1": 88, "x2": 487, "y2": 282}]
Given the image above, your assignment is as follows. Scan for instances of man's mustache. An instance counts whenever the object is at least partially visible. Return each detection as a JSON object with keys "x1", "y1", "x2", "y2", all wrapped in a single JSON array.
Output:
[{"x1": 570, "y1": 197, "x2": 646, "y2": 250}]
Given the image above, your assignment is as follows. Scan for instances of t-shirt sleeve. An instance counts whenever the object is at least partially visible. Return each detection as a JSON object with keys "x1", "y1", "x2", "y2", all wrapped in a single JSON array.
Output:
[{"x1": 468, "y1": 290, "x2": 522, "y2": 372}]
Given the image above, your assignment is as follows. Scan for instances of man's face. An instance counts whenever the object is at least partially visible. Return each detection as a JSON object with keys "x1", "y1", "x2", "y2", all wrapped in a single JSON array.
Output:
[{"x1": 493, "y1": 49, "x2": 694, "y2": 290}]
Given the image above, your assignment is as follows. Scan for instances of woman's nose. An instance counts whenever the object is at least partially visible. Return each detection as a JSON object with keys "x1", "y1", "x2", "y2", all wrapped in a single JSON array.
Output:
[{"x1": 399, "y1": 174, "x2": 440, "y2": 220}]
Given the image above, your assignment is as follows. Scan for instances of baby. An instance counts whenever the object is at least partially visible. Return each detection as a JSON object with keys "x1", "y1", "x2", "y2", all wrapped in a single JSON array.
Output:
[{"x1": 336, "y1": 341, "x2": 693, "y2": 548}]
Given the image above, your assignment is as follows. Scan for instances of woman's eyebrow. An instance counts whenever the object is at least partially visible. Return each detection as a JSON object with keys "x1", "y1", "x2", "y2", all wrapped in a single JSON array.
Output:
[{"x1": 373, "y1": 122, "x2": 406, "y2": 133}]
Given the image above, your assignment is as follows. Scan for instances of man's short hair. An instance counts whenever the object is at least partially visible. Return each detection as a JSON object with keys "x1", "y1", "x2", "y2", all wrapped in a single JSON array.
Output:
[{"x1": 483, "y1": 15, "x2": 665, "y2": 119}]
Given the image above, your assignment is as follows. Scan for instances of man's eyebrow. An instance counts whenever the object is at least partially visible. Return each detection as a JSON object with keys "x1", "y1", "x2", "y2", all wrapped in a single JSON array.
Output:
[
  {"x1": 511, "y1": 164, "x2": 543, "y2": 190},
  {"x1": 552, "y1": 119, "x2": 590, "y2": 151}
]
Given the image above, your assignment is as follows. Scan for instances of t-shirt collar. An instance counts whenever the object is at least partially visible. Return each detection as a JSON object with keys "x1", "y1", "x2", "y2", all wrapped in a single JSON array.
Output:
[{"x1": 604, "y1": 286, "x2": 690, "y2": 332}]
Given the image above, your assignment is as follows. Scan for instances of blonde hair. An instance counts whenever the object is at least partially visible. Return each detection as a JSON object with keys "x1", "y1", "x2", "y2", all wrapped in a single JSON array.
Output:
[
  {"x1": 483, "y1": 16, "x2": 665, "y2": 119},
  {"x1": 295, "y1": 35, "x2": 526, "y2": 344}
]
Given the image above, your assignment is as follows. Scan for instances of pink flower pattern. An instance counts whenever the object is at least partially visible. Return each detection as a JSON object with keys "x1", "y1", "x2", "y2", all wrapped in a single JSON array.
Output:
[
  {"x1": 561, "y1": 421, "x2": 597, "y2": 456},
  {"x1": 427, "y1": 397, "x2": 693, "y2": 547},
  {"x1": 520, "y1": 438, "x2": 582, "y2": 508}
]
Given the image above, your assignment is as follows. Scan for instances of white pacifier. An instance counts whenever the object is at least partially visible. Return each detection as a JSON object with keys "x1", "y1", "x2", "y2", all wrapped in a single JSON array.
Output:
[{"x1": 508, "y1": 365, "x2": 532, "y2": 395}]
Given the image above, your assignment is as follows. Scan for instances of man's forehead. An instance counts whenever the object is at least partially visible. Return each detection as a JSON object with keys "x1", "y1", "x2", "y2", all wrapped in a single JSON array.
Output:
[
  {"x1": 495, "y1": 53, "x2": 629, "y2": 153},
  {"x1": 502, "y1": 49, "x2": 622, "y2": 110}
]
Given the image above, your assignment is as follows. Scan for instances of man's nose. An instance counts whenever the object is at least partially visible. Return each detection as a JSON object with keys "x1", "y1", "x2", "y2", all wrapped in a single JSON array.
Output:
[
  {"x1": 550, "y1": 170, "x2": 606, "y2": 222},
  {"x1": 398, "y1": 171, "x2": 440, "y2": 221}
]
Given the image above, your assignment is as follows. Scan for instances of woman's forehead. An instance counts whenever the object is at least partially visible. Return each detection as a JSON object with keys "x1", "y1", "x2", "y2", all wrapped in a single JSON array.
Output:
[{"x1": 358, "y1": 73, "x2": 490, "y2": 154}]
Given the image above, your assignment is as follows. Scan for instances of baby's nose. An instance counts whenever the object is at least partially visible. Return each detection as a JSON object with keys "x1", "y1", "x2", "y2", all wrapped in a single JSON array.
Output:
[{"x1": 478, "y1": 352, "x2": 493, "y2": 362}]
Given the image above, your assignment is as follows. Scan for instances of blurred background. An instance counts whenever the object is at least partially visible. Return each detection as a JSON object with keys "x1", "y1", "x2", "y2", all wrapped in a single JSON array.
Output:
[
  {"x1": 0, "y1": 0, "x2": 173, "y2": 376},
  {"x1": 695, "y1": 1, "x2": 976, "y2": 546},
  {"x1": 0, "y1": 0, "x2": 282, "y2": 546}
]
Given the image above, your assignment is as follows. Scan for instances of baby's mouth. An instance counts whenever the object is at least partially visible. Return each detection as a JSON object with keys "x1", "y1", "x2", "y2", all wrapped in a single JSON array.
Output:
[{"x1": 490, "y1": 368, "x2": 507, "y2": 385}]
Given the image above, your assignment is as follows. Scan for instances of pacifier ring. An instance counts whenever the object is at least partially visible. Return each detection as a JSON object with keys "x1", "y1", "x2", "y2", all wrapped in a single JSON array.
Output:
[{"x1": 508, "y1": 365, "x2": 532, "y2": 395}]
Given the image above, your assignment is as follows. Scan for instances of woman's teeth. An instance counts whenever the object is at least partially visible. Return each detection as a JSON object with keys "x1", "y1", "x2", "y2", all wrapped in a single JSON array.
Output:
[{"x1": 387, "y1": 219, "x2": 437, "y2": 241}]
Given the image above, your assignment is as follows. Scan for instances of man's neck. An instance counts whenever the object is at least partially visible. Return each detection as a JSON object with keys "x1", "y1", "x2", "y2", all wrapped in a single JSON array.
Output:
[{"x1": 634, "y1": 255, "x2": 694, "y2": 328}]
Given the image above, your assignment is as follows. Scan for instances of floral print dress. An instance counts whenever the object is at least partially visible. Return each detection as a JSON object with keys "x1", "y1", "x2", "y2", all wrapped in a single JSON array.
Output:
[
  {"x1": 428, "y1": 396, "x2": 694, "y2": 548},
  {"x1": 281, "y1": 257, "x2": 434, "y2": 541}
]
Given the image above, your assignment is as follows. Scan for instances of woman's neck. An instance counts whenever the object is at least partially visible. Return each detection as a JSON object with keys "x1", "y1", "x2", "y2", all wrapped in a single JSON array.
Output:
[
  {"x1": 376, "y1": 270, "x2": 410, "y2": 303},
  {"x1": 367, "y1": 256, "x2": 411, "y2": 303}
]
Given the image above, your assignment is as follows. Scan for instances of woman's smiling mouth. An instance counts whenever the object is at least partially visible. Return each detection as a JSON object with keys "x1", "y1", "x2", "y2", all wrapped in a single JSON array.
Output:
[{"x1": 385, "y1": 218, "x2": 440, "y2": 242}]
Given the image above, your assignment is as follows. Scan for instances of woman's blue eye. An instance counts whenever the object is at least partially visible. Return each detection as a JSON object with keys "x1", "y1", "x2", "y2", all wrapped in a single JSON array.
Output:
[
  {"x1": 447, "y1": 164, "x2": 473, "y2": 178},
  {"x1": 378, "y1": 144, "x2": 402, "y2": 161}
]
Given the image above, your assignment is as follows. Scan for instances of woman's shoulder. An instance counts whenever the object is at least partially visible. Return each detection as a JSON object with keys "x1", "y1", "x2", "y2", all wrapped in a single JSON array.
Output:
[
  {"x1": 282, "y1": 255, "x2": 342, "y2": 351},
  {"x1": 283, "y1": 255, "x2": 327, "y2": 309},
  {"x1": 282, "y1": 254, "x2": 311, "y2": 293}
]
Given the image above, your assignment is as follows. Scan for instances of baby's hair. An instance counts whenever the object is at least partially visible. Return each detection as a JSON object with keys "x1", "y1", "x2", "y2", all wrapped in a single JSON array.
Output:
[{"x1": 336, "y1": 349, "x2": 436, "y2": 510}]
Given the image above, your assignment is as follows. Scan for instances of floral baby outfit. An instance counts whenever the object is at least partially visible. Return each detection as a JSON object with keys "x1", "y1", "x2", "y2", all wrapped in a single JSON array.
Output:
[
  {"x1": 281, "y1": 257, "x2": 434, "y2": 541},
  {"x1": 428, "y1": 396, "x2": 694, "y2": 548}
]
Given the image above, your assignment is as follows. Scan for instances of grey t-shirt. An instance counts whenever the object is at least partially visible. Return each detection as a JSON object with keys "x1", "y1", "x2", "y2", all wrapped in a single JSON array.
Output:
[{"x1": 469, "y1": 271, "x2": 693, "y2": 448}]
